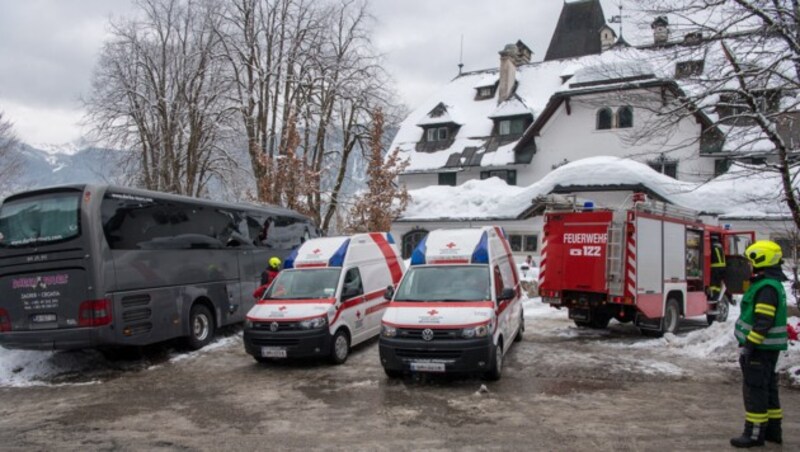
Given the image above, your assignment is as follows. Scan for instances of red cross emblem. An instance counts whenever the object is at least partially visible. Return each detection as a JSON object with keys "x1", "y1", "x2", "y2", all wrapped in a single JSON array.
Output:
[
  {"x1": 446, "y1": 242, "x2": 456, "y2": 249},
  {"x1": 427, "y1": 309, "x2": 439, "y2": 316},
  {"x1": 279, "y1": 306, "x2": 287, "y2": 311},
  {"x1": 313, "y1": 249, "x2": 321, "y2": 254}
]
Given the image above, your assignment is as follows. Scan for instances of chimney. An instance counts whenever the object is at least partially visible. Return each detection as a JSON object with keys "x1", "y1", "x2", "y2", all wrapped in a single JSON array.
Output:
[
  {"x1": 498, "y1": 44, "x2": 518, "y2": 104},
  {"x1": 651, "y1": 16, "x2": 670, "y2": 45},
  {"x1": 600, "y1": 25, "x2": 616, "y2": 51}
]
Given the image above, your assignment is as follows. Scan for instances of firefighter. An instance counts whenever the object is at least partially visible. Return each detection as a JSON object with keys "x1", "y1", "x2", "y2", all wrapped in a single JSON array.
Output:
[
  {"x1": 730, "y1": 240, "x2": 788, "y2": 448},
  {"x1": 710, "y1": 236, "x2": 726, "y2": 301},
  {"x1": 253, "y1": 257, "x2": 282, "y2": 299}
]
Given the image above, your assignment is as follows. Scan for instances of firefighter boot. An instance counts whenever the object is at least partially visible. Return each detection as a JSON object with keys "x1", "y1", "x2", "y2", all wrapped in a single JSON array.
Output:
[
  {"x1": 730, "y1": 422, "x2": 766, "y2": 448},
  {"x1": 764, "y1": 419, "x2": 782, "y2": 444}
]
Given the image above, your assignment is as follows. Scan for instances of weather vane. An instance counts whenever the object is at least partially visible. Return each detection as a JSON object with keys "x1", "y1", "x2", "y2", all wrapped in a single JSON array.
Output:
[{"x1": 608, "y1": 2, "x2": 630, "y2": 39}]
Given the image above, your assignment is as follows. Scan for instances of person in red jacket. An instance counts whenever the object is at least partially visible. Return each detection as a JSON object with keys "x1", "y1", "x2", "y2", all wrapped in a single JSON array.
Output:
[{"x1": 253, "y1": 257, "x2": 282, "y2": 299}]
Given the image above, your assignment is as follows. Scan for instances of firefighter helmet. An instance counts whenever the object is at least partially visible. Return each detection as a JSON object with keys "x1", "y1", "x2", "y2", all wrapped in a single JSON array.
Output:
[
  {"x1": 268, "y1": 257, "x2": 282, "y2": 270},
  {"x1": 745, "y1": 240, "x2": 782, "y2": 269}
]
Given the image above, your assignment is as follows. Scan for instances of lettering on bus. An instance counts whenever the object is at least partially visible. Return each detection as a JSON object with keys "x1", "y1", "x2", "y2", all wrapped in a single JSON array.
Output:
[
  {"x1": 12, "y1": 274, "x2": 70, "y2": 290},
  {"x1": 563, "y1": 233, "x2": 607, "y2": 244}
]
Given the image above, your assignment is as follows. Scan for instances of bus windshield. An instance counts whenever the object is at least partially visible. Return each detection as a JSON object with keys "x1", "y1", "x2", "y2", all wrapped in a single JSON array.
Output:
[
  {"x1": 265, "y1": 268, "x2": 341, "y2": 300},
  {"x1": 0, "y1": 192, "x2": 81, "y2": 248},
  {"x1": 395, "y1": 265, "x2": 491, "y2": 302}
]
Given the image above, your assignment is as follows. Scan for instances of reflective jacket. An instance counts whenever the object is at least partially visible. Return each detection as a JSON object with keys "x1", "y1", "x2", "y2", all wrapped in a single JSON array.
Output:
[{"x1": 735, "y1": 272, "x2": 788, "y2": 351}]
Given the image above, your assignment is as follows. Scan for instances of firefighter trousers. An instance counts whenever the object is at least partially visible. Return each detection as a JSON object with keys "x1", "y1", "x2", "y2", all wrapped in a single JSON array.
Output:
[{"x1": 739, "y1": 349, "x2": 780, "y2": 423}]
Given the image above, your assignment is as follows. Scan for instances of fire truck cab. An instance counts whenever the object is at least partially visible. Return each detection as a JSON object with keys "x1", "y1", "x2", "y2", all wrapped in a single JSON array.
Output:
[
  {"x1": 538, "y1": 194, "x2": 754, "y2": 336},
  {"x1": 243, "y1": 233, "x2": 404, "y2": 364}
]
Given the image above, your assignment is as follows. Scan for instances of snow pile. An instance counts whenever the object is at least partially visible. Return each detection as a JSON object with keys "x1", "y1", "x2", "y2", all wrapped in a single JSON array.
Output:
[
  {"x1": 0, "y1": 348, "x2": 107, "y2": 387},
  {"x1": 403, "y1": 156, "x2": 796, "y2": 220},
  {"x1": 522, "y1": 296, "x2": 567, "y2": 321}
]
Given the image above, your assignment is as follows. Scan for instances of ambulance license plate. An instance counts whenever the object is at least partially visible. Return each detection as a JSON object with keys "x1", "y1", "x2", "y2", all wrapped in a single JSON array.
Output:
[
  {"x1": 410, "y1": 361, "x2": 445, "y2": 373},
  {"x1": 261, "y1": 347, "x2": 287, "y2": 358}
]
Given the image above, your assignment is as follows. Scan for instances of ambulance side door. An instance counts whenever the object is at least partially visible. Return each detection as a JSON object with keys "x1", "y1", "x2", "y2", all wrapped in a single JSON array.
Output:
[{"x1": 341, "y1": 267, "x2": 366, "y2": 344}]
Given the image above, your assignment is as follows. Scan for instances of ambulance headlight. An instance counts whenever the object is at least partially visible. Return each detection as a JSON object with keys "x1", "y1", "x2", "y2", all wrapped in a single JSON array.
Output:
[
  {"x1": 298, "y1": 316, "x2": 327, "y2": 330},
  {"x1": 381, "y1": 324, "x2": 397, "y2": 338},
  {"x1": 462, "y1": 324, "x2": 489, "y2": 338}
]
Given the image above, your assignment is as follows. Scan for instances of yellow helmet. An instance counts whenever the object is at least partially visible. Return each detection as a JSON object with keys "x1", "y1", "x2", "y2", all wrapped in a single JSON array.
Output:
[
  {"x1": 745, "y1": 240, "x2": 782, "y2": 268},
  {"x1": 268, "y1": 257, "x2": 282, "y2": 269}
]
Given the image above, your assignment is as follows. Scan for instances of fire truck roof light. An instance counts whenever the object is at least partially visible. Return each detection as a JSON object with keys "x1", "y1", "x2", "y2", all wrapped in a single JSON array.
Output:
[{"x1": 583, "y1": 201, "x2": 594, "y2": 211}]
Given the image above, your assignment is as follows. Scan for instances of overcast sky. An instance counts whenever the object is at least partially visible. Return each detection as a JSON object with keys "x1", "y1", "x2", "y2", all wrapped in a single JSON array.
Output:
[{"x1": 0, "y1": 0, "x2": 624, "y2": 145}]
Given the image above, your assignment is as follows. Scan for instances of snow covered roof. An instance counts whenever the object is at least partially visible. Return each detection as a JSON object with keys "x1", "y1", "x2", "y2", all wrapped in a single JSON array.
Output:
[
  {"x1": 393, "y1": 31, "x2": 797, "y2": 174},
  {"x1": 399, "y1": 156, "x2": 796, "y2": 221}
]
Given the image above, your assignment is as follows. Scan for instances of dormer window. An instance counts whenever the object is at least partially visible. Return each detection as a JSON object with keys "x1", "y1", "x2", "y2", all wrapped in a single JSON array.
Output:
[
  {"x1": 675, "y1": 60, "x2": 704, "y2": 79},
  {"x1": 427, "y1": 127, "x2": 449, "y2": 142},
  {"x1": 499, "y1": 118, "x2": 526, "y2": 136},
  {"x1": 475, "y1": 85, "x2": 496, "y2": 100}
]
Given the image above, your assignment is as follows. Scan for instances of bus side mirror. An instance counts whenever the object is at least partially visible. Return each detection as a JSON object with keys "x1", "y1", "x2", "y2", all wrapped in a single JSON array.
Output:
[
  {"x1": 384, "y1": 285, "x2": 395, "y2": 300},
  {"x1": 499, "y1": 287, "x2": 515, "y2": 301}
]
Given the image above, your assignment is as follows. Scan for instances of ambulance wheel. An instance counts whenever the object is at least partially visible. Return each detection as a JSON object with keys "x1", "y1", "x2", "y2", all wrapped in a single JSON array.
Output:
[
  {"x1": 329, "y1": 329, "x2": 350, "y2": 365},
  {"x1": 707, "y1": 294, "x2": 730, "y2": 325},
  {"x1": 483, "y1": 343, "x2": 503, "y2": 381},
  {"x1": 662, "y1": 299, "x2": 680, "y2": 334},
  {"x1": 384, "y1": 368, "x2": 403, "y2": 379},
  {"x1": 514, "y1": 312, "x2": 524, "y2": 342},
  {"x1": 186, "y1": 304, "x2": 215, "y2": 350}
]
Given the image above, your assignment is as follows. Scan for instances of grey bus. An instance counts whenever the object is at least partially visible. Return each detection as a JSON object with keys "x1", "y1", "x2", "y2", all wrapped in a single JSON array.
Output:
[{"x1": 0, "y1": 184, "x2": 318, "y2": 350}]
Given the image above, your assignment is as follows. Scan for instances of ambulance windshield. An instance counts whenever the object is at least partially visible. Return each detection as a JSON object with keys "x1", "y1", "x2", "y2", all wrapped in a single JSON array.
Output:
[
  {"x1": 395, "y1": 265, "x2": 491, "y2": 302},
  {"x1": 265, "y1": 268, "x2": 341, "y2": 300}
]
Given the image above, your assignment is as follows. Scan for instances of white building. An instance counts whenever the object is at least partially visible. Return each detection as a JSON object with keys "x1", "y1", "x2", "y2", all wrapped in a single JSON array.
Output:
[{"x1": 389, "y1": 0, "x2": 799, "y2": 261}]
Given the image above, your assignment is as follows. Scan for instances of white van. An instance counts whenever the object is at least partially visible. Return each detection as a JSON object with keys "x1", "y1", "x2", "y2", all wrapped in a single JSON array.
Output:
[
  {"x1": 244, "y1": 233, "x2": 405, "y2": 364},
  {"x1": 379, "y1": 227, "x2": 523, "y2": 380}
]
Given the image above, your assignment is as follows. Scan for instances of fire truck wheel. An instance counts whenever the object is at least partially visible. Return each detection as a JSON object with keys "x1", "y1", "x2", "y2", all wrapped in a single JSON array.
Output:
[
  {"x1": 707, "y1": 294, "x2": 730, "y2": 325},
  {"x1": 573, "y1": 320, "x2": 592, "y2": 328},
  {"x1": 589, "y1": 312, "x2": 611, "y2": 329},
  {"x1": 663, "y1": 299, "x2": 680, "y2": 334}
]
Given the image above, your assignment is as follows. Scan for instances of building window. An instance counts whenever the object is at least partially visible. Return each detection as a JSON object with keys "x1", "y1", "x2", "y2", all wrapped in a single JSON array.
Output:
[
  {"x1": 596, "y1": 108, "x2": 613, "y2": 130},
  {"x1": 648, "y1": 157, "x2": 678, "y2": 178},
  {"x1": 402, "y1": 229, "x2": 428, "y2": 259},
  {"x1": 618, "y1": 106, "x2": 633, "y2": 128},
  {"x1": 438, "y1": 172, "x2": 456, "y2": 186},
  {"x1": 475, "y1": 86, "x2": 495, "y2": 100},
  {"x1": 426, "y1": 127, "x2": 449, "y2": 142},
  {"x1": 498, "y1": 118, "x2": 526, "y2": 136},
  {"x1": 508, "y1": 234, "x2": 538, "y2": 252},
  {"x1": 675, "y1": 60, "x2": 705, "y2": 79},
  {"x1": 714, "y1": 159, "x2": 731, "y2": 177},
  {"x1": 480, "y1": 169, "x2": 517, "y2": 185}
]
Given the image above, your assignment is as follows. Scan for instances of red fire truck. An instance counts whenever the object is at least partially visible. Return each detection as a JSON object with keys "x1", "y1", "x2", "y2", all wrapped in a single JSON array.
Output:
[{"x1": 538, "y1": 194, "x2": 754, "y2": 336}]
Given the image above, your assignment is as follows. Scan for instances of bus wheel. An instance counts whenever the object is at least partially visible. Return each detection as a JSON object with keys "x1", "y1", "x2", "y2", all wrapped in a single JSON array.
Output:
[
  {"x1": 186, "y1": 304, "x2": 215, "y2": 350},
  {"x1": 662, "y1": 299, "x2": 680, "y2": 335},
  {"x1": 330, "y1": 329, "x2": 350, "y2": 365}
]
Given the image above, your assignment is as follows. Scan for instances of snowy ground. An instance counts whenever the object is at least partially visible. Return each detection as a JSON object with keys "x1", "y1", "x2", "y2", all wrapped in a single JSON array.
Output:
[
  {"x1": 1, "y1": 297, "x2": 799, "y2": 449},
  {"x1": 2, "y1": 297, "x2": 799, "y2": 388}
]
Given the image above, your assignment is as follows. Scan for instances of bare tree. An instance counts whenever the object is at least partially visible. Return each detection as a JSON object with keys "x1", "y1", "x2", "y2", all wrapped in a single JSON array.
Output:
[
  {"x1": 0, "y1": 111, "x2": 20, "y2": 195},
  {"x1": 630, "y1": 0, "x2": 800, "y2": 230},
  {"x1": 345, "y1": 108, "x2": 409, "y2": 233},
  {"x1": 85, "y1": 0, "x2": 235, "y2": 197}
]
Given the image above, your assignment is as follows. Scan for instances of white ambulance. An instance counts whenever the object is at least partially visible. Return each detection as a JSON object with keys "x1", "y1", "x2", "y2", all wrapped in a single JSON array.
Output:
[
  {"x1": 243, "y1": 233, "x2": 404, "y2": 364},
  {"x1": 379, "y1": 227, "x2": 523, "y2": 380}
]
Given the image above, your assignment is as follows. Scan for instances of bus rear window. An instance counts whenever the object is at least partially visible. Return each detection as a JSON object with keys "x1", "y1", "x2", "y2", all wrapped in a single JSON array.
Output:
[{"x1": 0, "y1": 192, "x2": 81, "y2": 247}]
